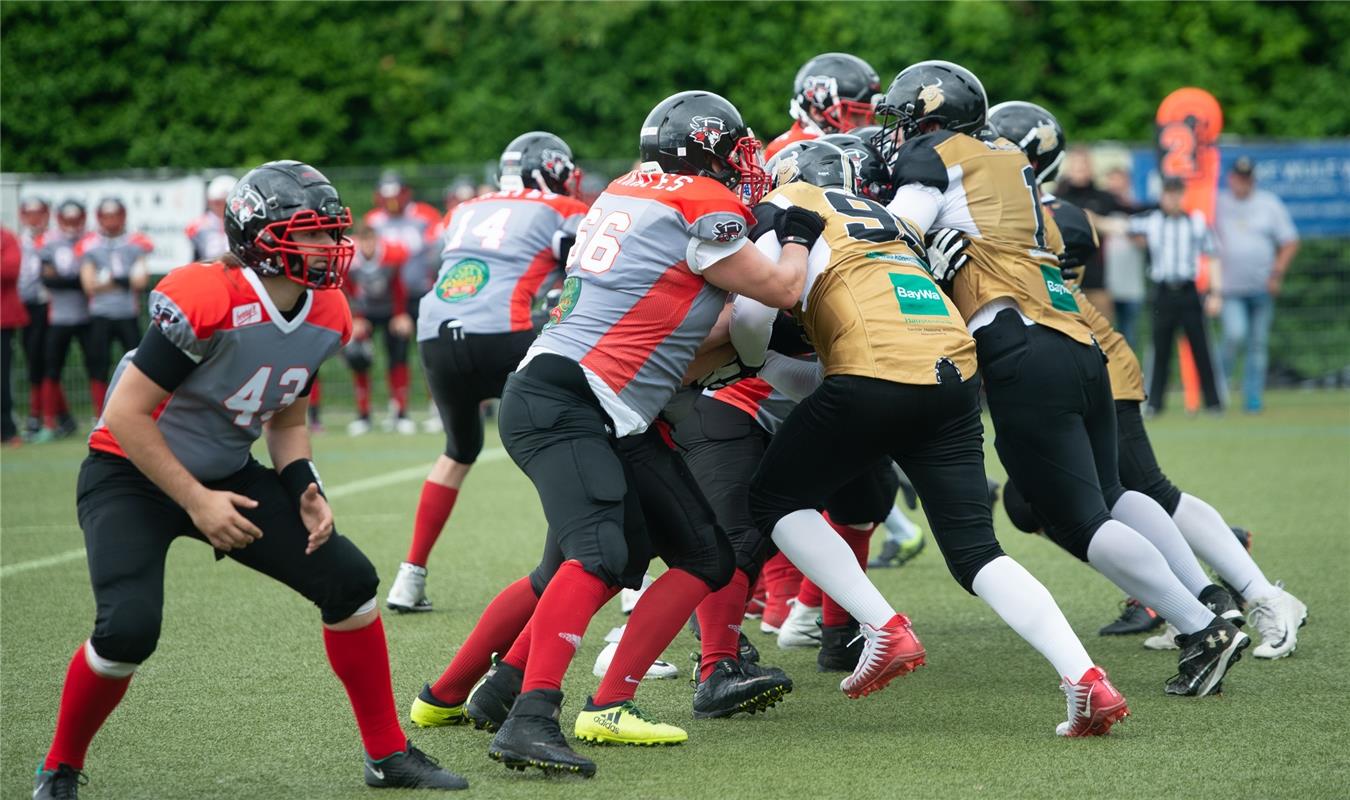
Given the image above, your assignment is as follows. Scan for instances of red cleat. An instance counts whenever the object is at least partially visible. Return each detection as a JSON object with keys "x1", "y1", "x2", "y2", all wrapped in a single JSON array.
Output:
[
  {"x1": 1057, "y1": 666, "x2": 1129, "y2": 737},
  {"x1": 840, "y1": 614, "x2": 925, "y2": 699}
]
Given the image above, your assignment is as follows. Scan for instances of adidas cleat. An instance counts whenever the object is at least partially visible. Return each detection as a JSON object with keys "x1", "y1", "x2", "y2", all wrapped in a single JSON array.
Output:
[
  {"x1": 489, "y1": 690, "x2": 596, "y2": 777},
  {"x1": 1165, "y1": 617, "x2": 1250, "y2": 697},
  {"x1": 1056, "y1": 667, "x2": 1129, "y2": 737},
  {"x1": 1249, "y1": 585, "x2": 1308, "y2": 659},
  {"x1": 410, "y1": 683, "x2": 467, "y2": 728},
  {"x1": 365, "y1": 743, "x2": 468, "y2": 790},
  {"x1": 841, "y1": 614, "x2": 926, "y2": 699},
  {"x1": 1099, "y1": 597, "x2": 1164, "y2": 636},
  {"x1": 574, "y1": 698, "x2": 688, "y2": 745},
  {"x1": 692, "y1": 658, "x2": 792, "y2": 719},
  {"x1": 33, "y1": 763, "x2": 86, "y2": 799},
  {"x1": 386, "y1": 562, "x2": 433, "y2": 613},
  {"x1": 466, "y1": 659, "x2": 523, "y2": 732}
]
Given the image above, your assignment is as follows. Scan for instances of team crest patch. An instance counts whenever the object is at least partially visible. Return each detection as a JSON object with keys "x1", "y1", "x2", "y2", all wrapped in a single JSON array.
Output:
[
  {"x1": 231, "y1": 302, "x2": 263, "y2": 327},
  {"x1": 228, "y1": 184, "x2": 267, "y2": 224},
  {"x1": 545, "y1": 276, "x2": 581, "y2": 328},
  {"x1": 435, "y1": 258, "x2": 490, "y2": 303},
  {"x1": 918, "y1": 79, "x2": 945, "y2": 114},
  {"x1": 150, "y1": 298, "x2": 181, "y2": 327},
  {"x1": 712, "y1": 219, "x2": 745, "y2": 242},
  {"x1": 689, "y1": 116, "x2": 726, "y2": 152}
]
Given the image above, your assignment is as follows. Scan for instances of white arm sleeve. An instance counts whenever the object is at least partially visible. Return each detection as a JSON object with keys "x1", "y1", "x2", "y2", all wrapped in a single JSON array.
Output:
[
  {"x1": 759, "y1": 351, "x2": 823, "y2": 402},
  {"x1": 728, "y1": 293, "x2": 776, "y2": 368},
  {"x1": 886, "y1": 183, "x2": 943, "y2": 234}
]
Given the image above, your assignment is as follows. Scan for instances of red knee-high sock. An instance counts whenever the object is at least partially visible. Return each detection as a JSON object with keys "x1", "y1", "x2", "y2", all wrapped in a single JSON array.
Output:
[
  {"x1": 430, "y1": 577, "x2": 538, "y2": 704},
  {"x1": 797, "y1": 578, "x2": 823, "y2": 608},
  {"x1": 821, "y1": 518, "x2": 876, "y2": 627},
  {"x1": 28, "y1": 385, "x2": 42, "y2": 419},
  {"x1": 89, "y1": 380, "x2": 108, "y2": 418},
  {"x1": 502, "y1": 619, "x2": 532, "y2": 671},
  {"x1": 594, "y1": 569, "x2": 711, "y2": 705},
  {"x1": 405, "y1": 481, "x2": 458, "y2": 567},
  {"x1": 44, "y1": 643, "x2": 132, "y2": 770},
  {"x1": 353, "y1": 372, "x2": 371, "y2": 418},
  {"x1": 389, "y1": 363, "x2": 410, "y2": 415},
  {"x1": 520, "y1": 561, "x2": 612, "y2": 694},
  {"x1": 41, "y1": 379, "x2": 60, "y2": 427},
  {"x1": 323, "y1": 616, "x2": 407, "y2": 760},
  {"x1": 762, "y1": 552, "x2": 803, "y2": 628},
  {"x1": 696, "y1": 569, "x2": 751, "y2": 680}
]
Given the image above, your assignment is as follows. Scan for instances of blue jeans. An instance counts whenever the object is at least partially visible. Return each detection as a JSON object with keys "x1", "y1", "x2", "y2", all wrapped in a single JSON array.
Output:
[
  {"x1": 1221, "y1": 293, "x2": 1274, "y2": 411},
  {"x1": 1113, "y1": 300, "x2": 1143, "y2": 349}
]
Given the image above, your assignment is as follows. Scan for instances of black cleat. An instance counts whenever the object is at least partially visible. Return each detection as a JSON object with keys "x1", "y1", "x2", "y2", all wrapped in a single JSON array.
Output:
[
  {"x1": 489, "y1": 689, "x2": 595, "y2": 778},
  {"x1": 54, "y1": 415, "x2": 78, "y2": 439},
  {"x1": 33, "y1": 764, "x2": 86, "y2": 799},
  {"x1": 365, "y1": 743, "x2": 468, "y2": 790},
  {"x1": 1200, "y1": 584, "x2": 1245, "y2": 627},
  {"x1": 1165, "y1": 617, "x2": 1250, "y2": 697},
  {"x1": 692, "y1": 657, "x2": 792, "y2": 719},
  {"x1": 739, "y1": 632, "x2": 760, "y2": 664},
  {"x1": 1099, "y1": 597, "x2": 1165, "y2": 636},
  {"x1": 817, "y1": 622, "x2": 863, "y2": 672},
  {"x1": 465, "y1": 658, "x2": 522, "y2": 732}
]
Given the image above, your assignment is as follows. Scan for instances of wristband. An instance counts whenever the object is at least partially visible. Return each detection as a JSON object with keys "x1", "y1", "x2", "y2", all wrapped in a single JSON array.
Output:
[
  {"x1": 781, "y1": 235, "x2": 812, "y2": 248},
  {"x1": 279, "y1": 459, "x2": 326, "y2": 506}
]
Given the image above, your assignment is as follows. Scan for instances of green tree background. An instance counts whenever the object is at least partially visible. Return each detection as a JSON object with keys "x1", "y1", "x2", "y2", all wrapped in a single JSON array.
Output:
[{"x1": 3, "y1": 0, "x2": 1347, "y2": 173}]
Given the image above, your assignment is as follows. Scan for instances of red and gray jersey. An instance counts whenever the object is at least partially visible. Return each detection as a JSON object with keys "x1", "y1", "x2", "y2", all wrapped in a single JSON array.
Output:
[
  {"x1": 39, "y1": 231, "x2": 94, "y2": 325},
  {"x1": 81, "y1": 232, "x2": 153, "y2": 319},
  {"x1": 184, "y1": 211, "x2": 229, "y2": 262},
  {"x1": 18, "y1": 229, "x2": 48, "y2": 304},
  {"x1": 417, "y1": 190, "x2": 587, "y2": 340},
  {"x1": 348, "y1": 239, "x2": 408, "y2": 319},
  {"x1": 524, "y1": 172, "x2": 755, "y2": 436},
  {"x1": 706, "y1": 377, "x2": 796, "y2": 435},
  {"x1": 366, "y1": 203, "x2": 441, "y2": 301},
  {"x1": 89, "y1": 262, "x2": 352, "y2": 482}
]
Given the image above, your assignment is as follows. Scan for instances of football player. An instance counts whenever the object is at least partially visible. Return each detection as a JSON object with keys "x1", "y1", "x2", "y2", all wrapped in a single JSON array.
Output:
[
  {"x1": 32, "y1": 161, "x2": 467, "y2": 799},
  {"x1": 876, "y1": 61, "x2": 1246, "y2": 697},
  {"x1": 763, "y1": 52, "x2": 882, "y2": 159},
  {"x1": 342, "y1": 224, "x2": 414, "y2": 436},
  {"x1": 36, "y1": 200, "x2": 95, "y2": 440},
  {"x1": 80, "y1": 197, "x2": 152, "y2": 418},
  {"x1": 185, "y1": 174, "x2": 237, "y2": 262},
  {"x1": 988, "y1": 101, "x2": 1309, "y2": 660},
  {"x1": 385, "y1": 132, "x2": 588, "y2": 617},
  {"x1": 474, "y1": 90, "x2": 819, "y2": 777},
  {"x1": 17, "y1": 197, "x2": 60, "y2": 438}
]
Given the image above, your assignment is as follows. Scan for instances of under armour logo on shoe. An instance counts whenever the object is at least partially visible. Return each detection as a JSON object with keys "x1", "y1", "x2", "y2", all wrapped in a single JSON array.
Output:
[
  {"x1": 559, "y1": 632, "x2": 583, "y2": 651},
  {"x1": 1205, "y1": 630, "x2": 1230, "y2": 648}
]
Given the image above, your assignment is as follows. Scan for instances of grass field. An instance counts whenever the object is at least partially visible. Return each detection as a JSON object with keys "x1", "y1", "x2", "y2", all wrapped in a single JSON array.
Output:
[{"x1": 2, "y1": 390, "x2": 1348, "y2": 799}]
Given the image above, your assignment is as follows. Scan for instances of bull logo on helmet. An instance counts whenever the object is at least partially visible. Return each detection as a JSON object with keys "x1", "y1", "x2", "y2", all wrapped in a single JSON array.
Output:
[
  {"x1": 689, "y1": 116, "x2": 727, "y2": 153},
  {"x1": 228, "y1": 184, "x2": 267, "y2": 224},
  {"x1": 540, "y1": 148, "x2": 572, "y2": 180},
  {"x1": 842, "y1": 147, "x2": 867, "y2": 175},
  {"x1": 918, "y1": 79, "x2": 945, "y2": 114},
  {"x1": 801, "y1": 75, "x2": 840, "y2": 109},
  {"x1": 1033, "y1": 121, "x2": 1060, "y2": 153}
]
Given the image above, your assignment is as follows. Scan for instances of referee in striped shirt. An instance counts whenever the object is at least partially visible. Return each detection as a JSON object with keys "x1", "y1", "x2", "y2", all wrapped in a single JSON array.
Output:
[{"x1": 1129, "y1": 177, "x2": 1224, "y2": 414}]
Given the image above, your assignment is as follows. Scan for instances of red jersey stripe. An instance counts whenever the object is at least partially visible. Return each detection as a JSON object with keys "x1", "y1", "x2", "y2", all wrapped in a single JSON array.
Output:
[
  {"x1": 510, "y1": 246, "x2": 558, "y2": 332},
  {"x1": 710, "y1": 376, "x2": 774, "y2": 420},
  {"x1": 89, "y1": 397, "x2": 171, "y2": 459},
  {"x1": 580, "y1": 260, "x2": 705, "y2": 395}
]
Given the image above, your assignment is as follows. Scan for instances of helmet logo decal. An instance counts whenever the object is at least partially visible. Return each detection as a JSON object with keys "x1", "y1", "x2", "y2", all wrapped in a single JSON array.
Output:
[
  {"x1": 1033, "y1": 121, "x2": 1059, "y2": 152},
  {"x1": 228, "y1": 184, "x2": 267, "y2": 224},
  {"x1": 802, "y1": 75, "x2": 840, "y2": 109},
  {"x1": 842, "y1": 147, "x2": 866, "y2": 175},
  {"x1": 540, "y1": 148, "x2": 572, "y2": 180},
  {"x1": 918, "y1": 79, "x2": 945, "y2": 114},
  {"x1": 712, "y1": 219, "x2": 745, "y2": 243},
  {"x1": 772, "y1": 151, "x2": 802, "y2": 187},
  {"x1": 689, "y1": 116, "x2": 726, "y2": 152}
]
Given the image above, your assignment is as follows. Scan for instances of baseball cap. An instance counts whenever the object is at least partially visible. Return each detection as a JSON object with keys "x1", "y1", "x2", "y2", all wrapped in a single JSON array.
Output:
[{"x1": 1231, "y1": 156, "x2": 1255, "y2": 176}]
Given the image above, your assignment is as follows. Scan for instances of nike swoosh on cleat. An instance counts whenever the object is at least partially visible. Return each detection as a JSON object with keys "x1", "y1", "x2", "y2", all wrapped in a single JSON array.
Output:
[
  {"x1": 624, "y1": 675, "x2": 640, "y2": 685},
  {"x1": 369, "y1": 766, "x2": 385, "y2": 780}
]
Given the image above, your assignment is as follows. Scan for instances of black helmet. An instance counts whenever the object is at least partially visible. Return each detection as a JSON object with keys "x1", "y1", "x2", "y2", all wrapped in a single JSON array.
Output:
[
  {"x1": 499, "y1": 132, "x2": 582, "y2": 196},
  {"x1": 638, "y1": 90, "x2": 769, "y2": 204},
  {"x1": 767, "y1": 140, "x2": 857, "y2": 194},
  {"x1": 790, "y1": 52, "x2": 882, "y2": 135},
  {"x1": 988, "y1": 101, "x2": 1066, "y2": 184},
  {"x1": 225, "y1": 160, "x2": 355, "y2": 289},
  {"x1": 820, "y1": 131, "x2": 893, "y2": 202},
  {"x1": 874, "y1": 60, "x2": 988, "y2": 164}
]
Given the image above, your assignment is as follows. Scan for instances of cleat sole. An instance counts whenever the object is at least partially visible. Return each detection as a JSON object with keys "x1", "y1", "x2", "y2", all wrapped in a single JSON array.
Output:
[
  {"x1": 489, "y1": 749, "x2": 596, "y2": 778},
  {"x1": 843, "y1": 652, "x2": 926, "y2": 699},
  {"x1": 692, "y1": 681, "x2": 792, "y2": 720}
]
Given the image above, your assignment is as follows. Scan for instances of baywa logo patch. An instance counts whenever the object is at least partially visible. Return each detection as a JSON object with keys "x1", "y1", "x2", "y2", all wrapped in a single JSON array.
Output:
[
  {"x1": 435, "y1": 259, "x2": 489, "y2": 303},
  {"x1": 1039, "y1": 264, "x2": 1080, "y2": 312},
  {"x1": 889, "y1": 273, "x2": 949, "y2": 316},
  {"x1": 546, "y1": 276, "x2": 581, "y2": 328}
]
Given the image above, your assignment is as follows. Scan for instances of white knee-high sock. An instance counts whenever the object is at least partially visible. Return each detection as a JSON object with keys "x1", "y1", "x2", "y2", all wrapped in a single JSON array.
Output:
[
  {"x1": 771, "y1": 509, "x2": 895, "y2": 627},
  {"x1": 1086, "y1": 520, "x2": 1215, "y2": 634},
  {"x1": 1172, "y1": 493, "x2": 1277, "y2": 601},
  {"x1": 884, "y1": 506, "x2": 921, "y2": 543},
  {"x1": 1111, "y1": 491, "x2": 1212, "y2": 595},
  {"x1": 972, "y1": 556, "x2": 1094, "y2": 680}
]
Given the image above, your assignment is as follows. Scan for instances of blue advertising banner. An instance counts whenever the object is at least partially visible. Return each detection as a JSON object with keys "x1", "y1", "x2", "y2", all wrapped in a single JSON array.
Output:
[{"x1": 1132, "y1": 141, "x2": 1350, "y2": 238}]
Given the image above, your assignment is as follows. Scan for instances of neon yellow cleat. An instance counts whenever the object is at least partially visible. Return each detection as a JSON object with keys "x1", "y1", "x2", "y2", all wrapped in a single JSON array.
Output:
[
  {"x1": 409, "y1": 683, "x2": 467, "y2": 728},
  {"x1": 573, "y1": 698, "x2": 688, "y2": 746}
]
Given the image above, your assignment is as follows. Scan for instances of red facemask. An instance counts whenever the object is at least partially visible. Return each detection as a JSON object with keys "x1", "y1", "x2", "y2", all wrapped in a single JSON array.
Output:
[{"x1": 258, "y1": 209, "x2": 356, "y2": 289}]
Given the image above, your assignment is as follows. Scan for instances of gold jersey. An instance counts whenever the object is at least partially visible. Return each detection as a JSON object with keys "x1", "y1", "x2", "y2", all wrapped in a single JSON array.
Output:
[
  {"x1": 889, "y1": 130, "x2": 1094, "y2": 345},
  {"x1": 762, "y1": 181, "x2": 978, "y2": 385}
]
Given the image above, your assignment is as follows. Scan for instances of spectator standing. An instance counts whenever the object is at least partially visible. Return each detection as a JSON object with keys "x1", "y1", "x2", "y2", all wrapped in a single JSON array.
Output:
[
  {"x1": 1, "y1": 226, "x2": 29, "y2": 444},
  {"x1": 1101, "y1": 166, "x2": 1147, "y2": 348},
  {"x1": 1130, "y1": 177, "x2": 1224, "y2": 415},
  {"x1": 1215, "y1": 157, "x2": 1299, "y2": 413},
  {"x1": 1056, "y1": 147, "x2": 1128, "y2": 320}
]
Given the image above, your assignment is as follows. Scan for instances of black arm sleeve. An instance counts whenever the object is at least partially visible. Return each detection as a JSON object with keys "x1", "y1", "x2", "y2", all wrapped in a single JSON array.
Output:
[
  {"x1": 112, "y1": 276, "x2": 132, "y2": 288},
  {"x1": 299, "y1": 371, "x2": 317, "y2": 398},
  {"x1": 42, "y1": 273, "x2": 83, "y2": 289},
  {"x1": 892, "y1": 132, "x2": 952, "y2": 193},
  {"x1": 1049, "y1": 199, "x2": 1101, "y2": 264},
  {"x1": 131, "y1": 324, "x2": 199, "y2": 392},
  {"x1": 556, "y1": 235, "x2": 576, "y2": 266}
]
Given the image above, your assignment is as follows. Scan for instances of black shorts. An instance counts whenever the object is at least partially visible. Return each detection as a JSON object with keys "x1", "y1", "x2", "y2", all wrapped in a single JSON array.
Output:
[
  {"x1": 421, "y1": 324, "x2": 535, "y2": 463},
  {"x1": 1114, "y1": 399, "x2": 1182, "y2": 514},
  {"x1": 749, "y1": 368, "x2": 1001, "y2": 594},
  {"x1": 976, "y1": 309, "x2": 1120, "y2": 561},
  {"x1": 499, "y1": 354, "x2": 733, "y2": 591},
  {"x1": 23, "y1": 302, "x2": 49, "y2": 384},
  {"x1": 87, "y1": 316, "x2": 141, "y2": 382},
  {"x1": 45, "y1": 323, "x2": 94, "y2": 381},
  {"x1": 76, "y1": 452, "x2": 379, "y2": 664},
  {"x1": 344, "y1": 315, "x2": 410, "y2": 372}
]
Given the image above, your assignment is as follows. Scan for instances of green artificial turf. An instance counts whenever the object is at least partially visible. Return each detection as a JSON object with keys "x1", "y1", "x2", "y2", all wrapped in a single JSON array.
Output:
[{"x1": 2, "y1": 390, "x2": 1348, "y2": 799}]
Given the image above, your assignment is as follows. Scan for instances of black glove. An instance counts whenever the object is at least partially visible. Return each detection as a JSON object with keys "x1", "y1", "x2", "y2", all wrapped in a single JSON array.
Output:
[
  {"x1": 1057, "y1": 250, "x2": 1083, "y2": 282},
  {"x1": 695, "y1": 354, "x2": 761, "y2": 390},
  {"x1": 775, "y1": 207, "x2": 826, "y2": 250}
]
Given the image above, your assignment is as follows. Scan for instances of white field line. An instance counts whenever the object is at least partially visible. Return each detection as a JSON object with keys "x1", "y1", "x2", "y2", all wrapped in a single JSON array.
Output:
[{"x1": 0, "y1": 448, "x2": 507, "y2": 580}]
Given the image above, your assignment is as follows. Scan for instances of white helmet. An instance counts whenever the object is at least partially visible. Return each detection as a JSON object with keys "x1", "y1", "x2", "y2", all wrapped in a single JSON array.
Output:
[{"x1": 207, "y1": 174, "x2": 237, "y2": 201}]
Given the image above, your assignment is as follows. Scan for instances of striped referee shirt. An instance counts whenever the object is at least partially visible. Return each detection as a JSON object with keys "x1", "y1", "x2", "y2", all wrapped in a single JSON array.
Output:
[{"x1": 1129, "y1": 209, "x2": 1216, "y2": 284}]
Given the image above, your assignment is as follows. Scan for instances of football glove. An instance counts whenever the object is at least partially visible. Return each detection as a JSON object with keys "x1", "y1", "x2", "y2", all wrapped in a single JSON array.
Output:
[
  {"x1": 775, "y1": 206, "x2": 826, "y2": 250},
  {"x1": 695, "y1": 354, "x2": 761, "y2": 391},
  {"x1": 1057, "y1": 250, "x2": 1083, "y2": 282},
  {"x1": 924, "y1": 227, "x2": 970, "y2": 284}
]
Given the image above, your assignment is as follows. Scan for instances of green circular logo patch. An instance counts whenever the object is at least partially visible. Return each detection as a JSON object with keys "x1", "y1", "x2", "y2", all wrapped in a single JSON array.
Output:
[{"x1": 435, "y1": 259, "x2": 490, "y2": 303}]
